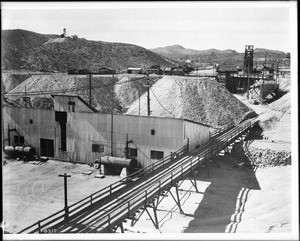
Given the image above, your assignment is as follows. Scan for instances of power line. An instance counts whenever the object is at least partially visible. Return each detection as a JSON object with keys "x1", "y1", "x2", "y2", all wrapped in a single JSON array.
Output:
[
  {"x1": 17, "y1": 30, "x2": 66, "y2": 92},
  {"x1": 150, "y1": 88, "x2": 174, "y2": 117},
  {"x1": 5, "y1": 75, "x2": 149, "y2": 96},
  {"x1": 2, "y1": 39, "x2": 49, "y2": 100}
]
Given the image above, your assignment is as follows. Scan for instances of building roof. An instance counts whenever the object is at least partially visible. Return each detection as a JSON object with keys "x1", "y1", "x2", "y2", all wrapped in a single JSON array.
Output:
[
  {"x1": 98, "y1": 67, "x2": 115, "y2": 71},
  {"x1": 127, "y1": 67, "x2": 142, "y2": 70},
  {"x1": 51, "y1": 94, "x2": 98, "y2": 112},
  {"x1": 217, "y1": 65, "x2": 238, "y2": 72}
]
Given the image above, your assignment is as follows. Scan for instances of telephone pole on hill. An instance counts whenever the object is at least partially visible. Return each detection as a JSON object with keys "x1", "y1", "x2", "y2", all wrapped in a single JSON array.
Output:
[{"x1": 144, "y1": 74, "x2": 151, "y2": 116}]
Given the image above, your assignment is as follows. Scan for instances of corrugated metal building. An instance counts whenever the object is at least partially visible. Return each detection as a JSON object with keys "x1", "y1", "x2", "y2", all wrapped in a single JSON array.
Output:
[{"x1": 3, "y1": 96, "x2": 210, "y2": 168}]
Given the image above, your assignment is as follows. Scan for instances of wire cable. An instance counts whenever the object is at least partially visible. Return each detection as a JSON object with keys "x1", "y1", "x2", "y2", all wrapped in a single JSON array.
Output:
[
  {"x1": 5, "y1": 75, "x2": 148, "y2": 96},
  {"x1": 2, "y1": 39, "x2": 49, "y2": 100},
  {"x1": 17, "y1": 30, "x2": 66, "y2": 91},
  {"x1": 150, "y1": 88, "x2": 174, "y2": 117}
]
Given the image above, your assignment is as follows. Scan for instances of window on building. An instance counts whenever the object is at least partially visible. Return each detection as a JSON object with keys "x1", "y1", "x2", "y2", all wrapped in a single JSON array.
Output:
[
  {"x1": 151, "y1": 129, "x2": 155, "y2": 135},
  {"x1": 92, "y1": 144, "x2": 104, "y2": 153},
  {"x1": 29, "y1": 119, "x2": 33, "y2": 124},
  {"x1": 14, "y1": 135, "x2": 24, "y2": 146},
  {"x1": 68, "y1": 101, "x2": 75, "y2": 112},
  {"x1": 150, "y1": 150, "x2": 164, "y2": 160},
  {"x1": 128, "y1": 148, "x2": 138, "y2": 157},
  {"x1": 60, "y1": 122, "x2": 67, "y2": 151}
]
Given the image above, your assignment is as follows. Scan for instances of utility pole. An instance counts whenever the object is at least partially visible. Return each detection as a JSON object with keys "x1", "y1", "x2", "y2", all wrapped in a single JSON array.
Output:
[
  {"x1": 145, "y1": 74, "x2": 151, "y2": 116},
  {"x1": 138, "y1": 89, "x2": 141, "y2": 116},
  {"x1": 58, "y1": 173, "x2": 71, "y2": 220},
  {"x1": 111, "y1": 90, "x2": 114, "y2": 156}
]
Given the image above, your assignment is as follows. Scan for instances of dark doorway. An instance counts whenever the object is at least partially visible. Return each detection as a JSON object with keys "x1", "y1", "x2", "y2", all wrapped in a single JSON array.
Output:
[{"x1": 40, "y1": 138, "x2": 54, "y2": 157}]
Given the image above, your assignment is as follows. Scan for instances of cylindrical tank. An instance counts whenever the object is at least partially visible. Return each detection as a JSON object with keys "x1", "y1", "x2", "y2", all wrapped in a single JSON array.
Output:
[
  {"x1": 15, "y1": 146, "x2": 36, "y2": 158},
  {"x1": 100, "y1": 156, "x2": 137, "y2": 169},
  {"x1": 4, "y1": 146, "x2": 16, "y2": 158}
]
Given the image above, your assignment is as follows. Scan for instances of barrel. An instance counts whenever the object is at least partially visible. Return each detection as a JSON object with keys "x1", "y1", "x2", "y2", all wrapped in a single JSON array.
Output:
[
  {"x1": 15, "y1": 146, "x2": 36, "y2": 158},
  {"x1": 100, "y1": 156, "x2": 137, "y2": 169},
  {"x1": 4, "y1": 146, "x2": 16, "y2": 158}
]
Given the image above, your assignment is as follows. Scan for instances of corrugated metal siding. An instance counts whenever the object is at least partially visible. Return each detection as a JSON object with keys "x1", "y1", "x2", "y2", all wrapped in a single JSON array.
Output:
[
  {"x1": 67, "y1": 113, "x2": 184, "y2": 167},
  {"x1": 183, "y1": 120, "x2": 210, "y2": 150},
  {"x1": 3, "y1": 106, "x2": 57, "y2": 154},
  {"x1": 4, "y1": 106, "x2": 209, "y2": 168}
]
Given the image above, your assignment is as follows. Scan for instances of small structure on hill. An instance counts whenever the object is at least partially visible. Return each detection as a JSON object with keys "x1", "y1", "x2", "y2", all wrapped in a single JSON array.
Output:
[
  {"x1": 164, "y1": 67, "x2": 172, "y2": 75},
  {"x1": 127, "y1": 67, "x2": 143, "y2": 74},
  {"x1": 97, "y1": 67, "x2": 116, "y2": 75},
  {"x1": 61, "y1": 28, "x2": 67, "y2": 38},
  {"x1": 170, "y1": 66, "x2": 185, "y2": 76},
  {"x1": 146, "y1": 65, "x2": 163, "y2": 75}
]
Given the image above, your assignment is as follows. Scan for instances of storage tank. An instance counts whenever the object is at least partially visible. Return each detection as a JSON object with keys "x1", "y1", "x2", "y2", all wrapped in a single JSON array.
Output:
[
  {"x1": 15, "y1": 146, "x2": 36, "y2": 158},
  {"x1": 100, "y1": 156, "x2": 137, "y2": 170},
  {"x1": 4, "y1": 146, "x2": 16, "y2": 158}
]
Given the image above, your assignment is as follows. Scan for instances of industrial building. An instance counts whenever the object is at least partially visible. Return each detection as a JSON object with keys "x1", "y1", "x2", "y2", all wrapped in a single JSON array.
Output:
[{"x1": 3, "y1": 95, "x2": 210, "y2": 168}]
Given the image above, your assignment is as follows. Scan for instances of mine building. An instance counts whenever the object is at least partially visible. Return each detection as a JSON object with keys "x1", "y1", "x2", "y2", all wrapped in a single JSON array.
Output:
[
  {"x1": 3, "y1": 95, "x2": 211, "y2": 168},
  {"x1": 164, "y1": 67, "x2": 172, "y2": 75},
  {"x1": 127, "y1": 67, "x2": 143, "y2": 74},
  {"x1": 171, "y1": 66, "x2": 185, "y2": 76},
  {"x1": 146, "y1": 65, "x2": 163, "y2": 75},
  {"x1": 97, "y1": 67, "x2": 116, "y2": 75}
]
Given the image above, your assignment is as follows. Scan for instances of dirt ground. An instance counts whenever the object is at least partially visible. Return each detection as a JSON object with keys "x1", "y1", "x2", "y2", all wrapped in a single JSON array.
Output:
[
  {"x1": 2, "y1": 160, "x2": 121, "y2": 233},
  {"x1": 2, "y1": 91, "x2": 297, "y2": 238}
]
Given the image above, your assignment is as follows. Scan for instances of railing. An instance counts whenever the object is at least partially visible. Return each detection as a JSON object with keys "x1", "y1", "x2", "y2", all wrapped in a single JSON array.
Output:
[
  {"x1": 18, "y1": 118, "x2": 258, "y2": 233},
  {"x1": 18, "y1": 143, "x2": 189, "y2": 234},
  {"x1": 75, "y1": 118, "x2": 258, "y2": 233}
]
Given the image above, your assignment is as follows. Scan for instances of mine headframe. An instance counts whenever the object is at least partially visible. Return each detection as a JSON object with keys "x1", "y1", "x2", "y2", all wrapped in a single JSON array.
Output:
[{"x1": 244, "y1": 45, "x2": 254, "y2": 73}]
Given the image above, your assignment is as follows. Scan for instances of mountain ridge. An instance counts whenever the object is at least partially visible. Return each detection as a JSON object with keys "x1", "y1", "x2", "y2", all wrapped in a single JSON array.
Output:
[
  {"x1": 149, "y1": 44, "x2": 287, "y2": 59},
  {"x1": 1, "y1": 29, "x2": 173, "y2": 72}
]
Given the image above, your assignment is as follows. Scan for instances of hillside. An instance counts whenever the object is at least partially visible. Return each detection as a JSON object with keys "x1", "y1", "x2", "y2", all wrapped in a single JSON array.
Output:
[
  {"x1": 1, "y1": 29, "x2": 172, "y2": 72},
  {"x1": 115, "y1": 74, "x2": 162, "y2": 108},
  {"x1": 125, "y1": 76, "x2": 252, "y2": 128},
  {"x1": 5, "y1": 73, "x2": 123, "y2": 113},
  {"x1": 149, "y1": 45, "x2": 289, "y2": 68},
  {"x1": 150, "y1": 45, "x2": 239, "y2": 59}
]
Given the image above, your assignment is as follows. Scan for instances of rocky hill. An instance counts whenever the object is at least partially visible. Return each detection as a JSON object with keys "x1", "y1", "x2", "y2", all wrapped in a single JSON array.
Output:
[
  {"x1": 150, "y1": 45, "x2": 239, "y2": 59},
  {"x1": 149, "y1": 45, "x2": 289, "y2": 68},
  {"x1": 5, "y1": 73, "x2": 123, "y2": 113},
  {"x1": 125, "y1": 76, "x2": 252, "y2": 128},
  {"x1": 1, "y1": 29, "x2": 173, "y2": 72}
]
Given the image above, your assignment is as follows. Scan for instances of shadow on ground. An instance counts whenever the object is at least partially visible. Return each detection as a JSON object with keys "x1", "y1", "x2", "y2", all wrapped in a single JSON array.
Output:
[{"x1": 183, "y1": 140, "x2": 261, "y2": 233}]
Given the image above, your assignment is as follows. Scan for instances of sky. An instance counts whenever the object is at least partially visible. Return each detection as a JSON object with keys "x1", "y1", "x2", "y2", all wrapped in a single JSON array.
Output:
[{"x1": 1, "y1": 1, "x2": 297, "y2": 53}]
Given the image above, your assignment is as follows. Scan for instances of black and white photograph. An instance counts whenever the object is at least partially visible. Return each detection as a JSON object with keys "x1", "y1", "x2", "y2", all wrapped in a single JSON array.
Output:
[{"x1": 1, "y1": 1, "x2": 298, "y2": 240}]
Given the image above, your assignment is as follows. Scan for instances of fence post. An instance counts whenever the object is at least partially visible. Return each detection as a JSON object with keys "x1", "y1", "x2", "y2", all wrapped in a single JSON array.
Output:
[
  {"x1": 38, "y1": 221, "x2": 41, "y2": 233},
  {"x1": 159, "y1": 180, "x2": 161, "y2": 194},
  {"x1": 128, "y1": 201, "x2": 131, "y2": 217},
  {"x1": 108, "y1": 214, "x2": 111, "y2": 228},
  {"x1": 145, "y1": 190, "x2": 148, "y2": 204}
]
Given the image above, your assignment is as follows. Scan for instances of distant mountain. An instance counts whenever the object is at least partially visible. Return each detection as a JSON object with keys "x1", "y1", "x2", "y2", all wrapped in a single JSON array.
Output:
[
  {"x1": 149, "y1": 45, "x2": 239, "y2": 59},
  {"x1": 150, "y1": 45, "x2": 289, "y2": 68},
  {"x1": 254, "y1": 48, "x2": 286, "y2": 54},
  {"x1": 1, "y1": 29, "x2": 173, "y2": 72}
]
